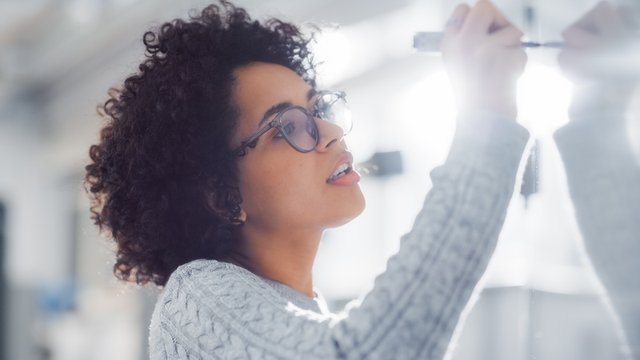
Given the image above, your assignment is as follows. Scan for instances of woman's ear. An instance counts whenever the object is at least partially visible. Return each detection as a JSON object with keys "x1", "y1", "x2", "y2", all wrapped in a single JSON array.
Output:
[
  {"x1": 238, "y1": 209, "x2": 247, "y2": 223},
  {"x1": 207, "y1": 190, "x2": 245, "y2": 225}
]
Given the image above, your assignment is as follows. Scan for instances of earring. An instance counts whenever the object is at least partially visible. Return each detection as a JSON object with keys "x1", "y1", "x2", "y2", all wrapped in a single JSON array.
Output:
[
  {"x1": 228, "y1": 204, "x2": 246, "y2": 226},
  {"x1": 238, "y1": 210, "x2": 247, "y2": 223}
]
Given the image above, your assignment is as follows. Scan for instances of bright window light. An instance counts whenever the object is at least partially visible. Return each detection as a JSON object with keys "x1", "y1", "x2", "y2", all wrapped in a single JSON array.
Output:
[
  {"x1": 394, "y1": 71, "x2": 456, "y2": 163},
  {"x1": 311, "y1": 29, "x2": 352, "y2": 87},
  {"x1": 397, "y1": 64, "x2": 572, "y2": 147},
  {"x1": 517, "y1": 64, "x2": 572, "y2": 137}
]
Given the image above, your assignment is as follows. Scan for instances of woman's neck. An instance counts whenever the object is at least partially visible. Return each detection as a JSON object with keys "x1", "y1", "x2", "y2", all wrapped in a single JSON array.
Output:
[{"x1": 234, "y1": 224, "x2": 322, "y2": 298}]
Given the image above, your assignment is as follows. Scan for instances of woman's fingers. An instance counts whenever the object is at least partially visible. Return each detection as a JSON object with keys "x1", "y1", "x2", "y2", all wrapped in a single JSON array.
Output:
[
  {"x1": 489, "y1": 25, "x2": 524, "y2": 47},
  {"x1": 441, "y1": 1, "x2": 527, "y2": 117},
  {"x1": 460, "y1": 0, "x2": 495, "y2": 40},
  {"x1": 486, "y1": 1, "x2": 513, "y2": 32},
  {"x1": 443, "y1": 3, "x2": 471, "y2": 37},
  {"x1": 445, "y1": 3, "x2": 471, "y2": 30},
  {"x1": 460, "y1": 0, "x2": 515, "y2": 40},
  {"x1": 507, "y1": 47, "x2": 528, "y2": 73}
]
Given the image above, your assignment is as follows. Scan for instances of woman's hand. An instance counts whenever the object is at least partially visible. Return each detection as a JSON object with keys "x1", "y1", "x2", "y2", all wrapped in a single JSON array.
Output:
[
  {"x1": 558, "y1": 1, "x2": 639, "y2": 116},
  {"x1": 441, "y1": 0, "x2": 527, "y2": 119}
]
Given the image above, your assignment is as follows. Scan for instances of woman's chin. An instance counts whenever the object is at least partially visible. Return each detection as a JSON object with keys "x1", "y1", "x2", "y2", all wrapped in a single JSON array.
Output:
[{"x1": 326, "y1": 190, "x2": 366, "y2": 228}]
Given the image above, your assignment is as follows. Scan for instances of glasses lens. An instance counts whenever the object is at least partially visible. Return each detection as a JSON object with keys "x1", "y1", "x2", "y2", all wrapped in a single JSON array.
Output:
[
  {"x1": 279, "y1": 108, "x2": 318, "y2": 152},
  {"x1": 315, "y1": 92, "x2": 352, "y2": 135}
]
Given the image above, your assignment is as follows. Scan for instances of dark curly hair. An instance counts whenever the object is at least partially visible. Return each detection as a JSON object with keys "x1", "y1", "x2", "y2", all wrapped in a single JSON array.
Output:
[{"x1": 84, "y1": 1, "x2": 317, "y2": 287}]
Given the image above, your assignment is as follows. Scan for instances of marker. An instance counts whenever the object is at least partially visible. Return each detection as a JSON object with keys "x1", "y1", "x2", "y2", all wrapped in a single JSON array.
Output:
[{"x1": 413, "y1": 31, "x2": 563, "y2": 52}]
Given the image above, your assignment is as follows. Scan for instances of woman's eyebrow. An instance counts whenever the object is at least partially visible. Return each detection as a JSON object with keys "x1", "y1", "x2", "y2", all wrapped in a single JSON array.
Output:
[
  {"x1": 257, "y1": 102, "x2": 292, "y2": 129},
  {"x1": 256, "y1": 88, "x2": 318, "y2": 129},
  {"x1": 306, "y1": 88, "x2": 317, "y2": 101}
]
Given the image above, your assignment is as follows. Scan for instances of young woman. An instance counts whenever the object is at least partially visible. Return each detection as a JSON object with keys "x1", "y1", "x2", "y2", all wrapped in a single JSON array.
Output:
[{"x1": 85, "y1": 1, "x2": 529, "y2": 358}]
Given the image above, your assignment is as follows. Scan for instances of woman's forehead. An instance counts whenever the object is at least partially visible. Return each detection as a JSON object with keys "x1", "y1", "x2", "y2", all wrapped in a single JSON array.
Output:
[
  {"x1": 232, "y1": 62, "x2": 313, "y2": 125},
  {"x1": 233, "y1": 64, "x2": 311, "y2": 105}
]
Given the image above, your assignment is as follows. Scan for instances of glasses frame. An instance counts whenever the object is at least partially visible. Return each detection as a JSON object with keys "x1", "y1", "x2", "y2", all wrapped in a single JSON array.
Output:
[{"x1": 232, "y1": 91, "x2": 349, "y2": 157}]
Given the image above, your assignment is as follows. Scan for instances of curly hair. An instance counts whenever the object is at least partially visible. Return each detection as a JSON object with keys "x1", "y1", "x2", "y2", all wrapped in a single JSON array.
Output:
[{"x1": 84, "y1": 1, "x2": 317, "y2": 287}]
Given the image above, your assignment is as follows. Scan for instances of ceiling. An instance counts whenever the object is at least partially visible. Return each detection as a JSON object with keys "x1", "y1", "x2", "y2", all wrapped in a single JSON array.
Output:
[{"x1": 1, "y1": 0, "x2": 619, "y2": 108}]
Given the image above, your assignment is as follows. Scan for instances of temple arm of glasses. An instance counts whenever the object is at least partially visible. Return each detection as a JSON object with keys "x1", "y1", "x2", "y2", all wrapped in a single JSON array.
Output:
[{"x1": 232, "y1": 120, "x2": 278, "y2": 156}]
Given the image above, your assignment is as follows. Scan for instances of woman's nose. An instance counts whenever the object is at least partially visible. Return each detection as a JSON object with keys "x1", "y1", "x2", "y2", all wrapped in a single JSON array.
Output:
[{"x1": 314, "y1": 118, "x2": 344, "y2": 152}]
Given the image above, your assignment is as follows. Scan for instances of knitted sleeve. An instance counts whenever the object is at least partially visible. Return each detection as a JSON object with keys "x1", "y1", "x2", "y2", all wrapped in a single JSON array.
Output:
[
  {"x1": 149, "y1": 114, "x2": 530, "y2": 360},
  {"x1": 554, "y1": 116, "x2": 640, "y2": 358}
]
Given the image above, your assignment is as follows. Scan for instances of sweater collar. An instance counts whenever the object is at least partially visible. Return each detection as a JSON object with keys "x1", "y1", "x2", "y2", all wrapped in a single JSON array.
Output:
[{"x1": 258, "y1": 276, "x2": 329, "y2": 314}]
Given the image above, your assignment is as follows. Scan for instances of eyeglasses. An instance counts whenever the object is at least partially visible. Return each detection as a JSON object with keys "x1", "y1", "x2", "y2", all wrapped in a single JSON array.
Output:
[{"x1": 232, "y1": 91, "x2": 352, "y2": 157}]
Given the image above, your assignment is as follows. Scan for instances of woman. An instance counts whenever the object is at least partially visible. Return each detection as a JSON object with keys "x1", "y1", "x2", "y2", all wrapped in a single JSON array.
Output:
[{"x1": 85, "y1": 1, "x2": 529, "y2": 358}]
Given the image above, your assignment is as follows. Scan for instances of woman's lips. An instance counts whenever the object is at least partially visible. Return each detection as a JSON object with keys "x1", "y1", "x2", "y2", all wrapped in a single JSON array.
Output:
[
  {"x1": 327, "y1": 152, "x2": 359, "y2": 185},
  {"x1": 327, "y1": 167, "x2": 361, "y2": 185}
]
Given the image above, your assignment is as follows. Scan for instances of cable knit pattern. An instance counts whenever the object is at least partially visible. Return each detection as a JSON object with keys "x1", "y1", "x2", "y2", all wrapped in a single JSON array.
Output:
[{"x1": 149, "y1": 114, "x2": 530, "y2": 360}]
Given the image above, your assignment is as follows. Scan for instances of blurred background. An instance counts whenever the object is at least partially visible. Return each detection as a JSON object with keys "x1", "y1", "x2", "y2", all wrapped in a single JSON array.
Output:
[{"x1": 0, "y1": 0, "x2": 638, "y2": 359}]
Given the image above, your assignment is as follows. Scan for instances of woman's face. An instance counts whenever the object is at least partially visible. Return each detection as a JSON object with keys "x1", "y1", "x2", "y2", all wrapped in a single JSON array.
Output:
[{"x1": 231, "y1": 62, "x2": 365, "y2": 232}]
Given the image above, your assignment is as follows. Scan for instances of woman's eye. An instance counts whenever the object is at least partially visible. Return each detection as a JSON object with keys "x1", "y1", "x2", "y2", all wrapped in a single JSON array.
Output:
[
  {"x1": 285, "y1": 122, "x2": 297, "y2": 136},
  {"x1": 275, "y1": 122, "x2": 296, "y2": 138},
  {"x1": 306, "y1": 120, "x2": 317, "y2": 138}
]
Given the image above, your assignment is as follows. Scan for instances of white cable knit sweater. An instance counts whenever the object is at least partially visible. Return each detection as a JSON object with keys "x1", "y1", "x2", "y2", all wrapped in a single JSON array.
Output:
[{"x1": 148, "y1": 114, "x2": 530, "y2": 359}]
